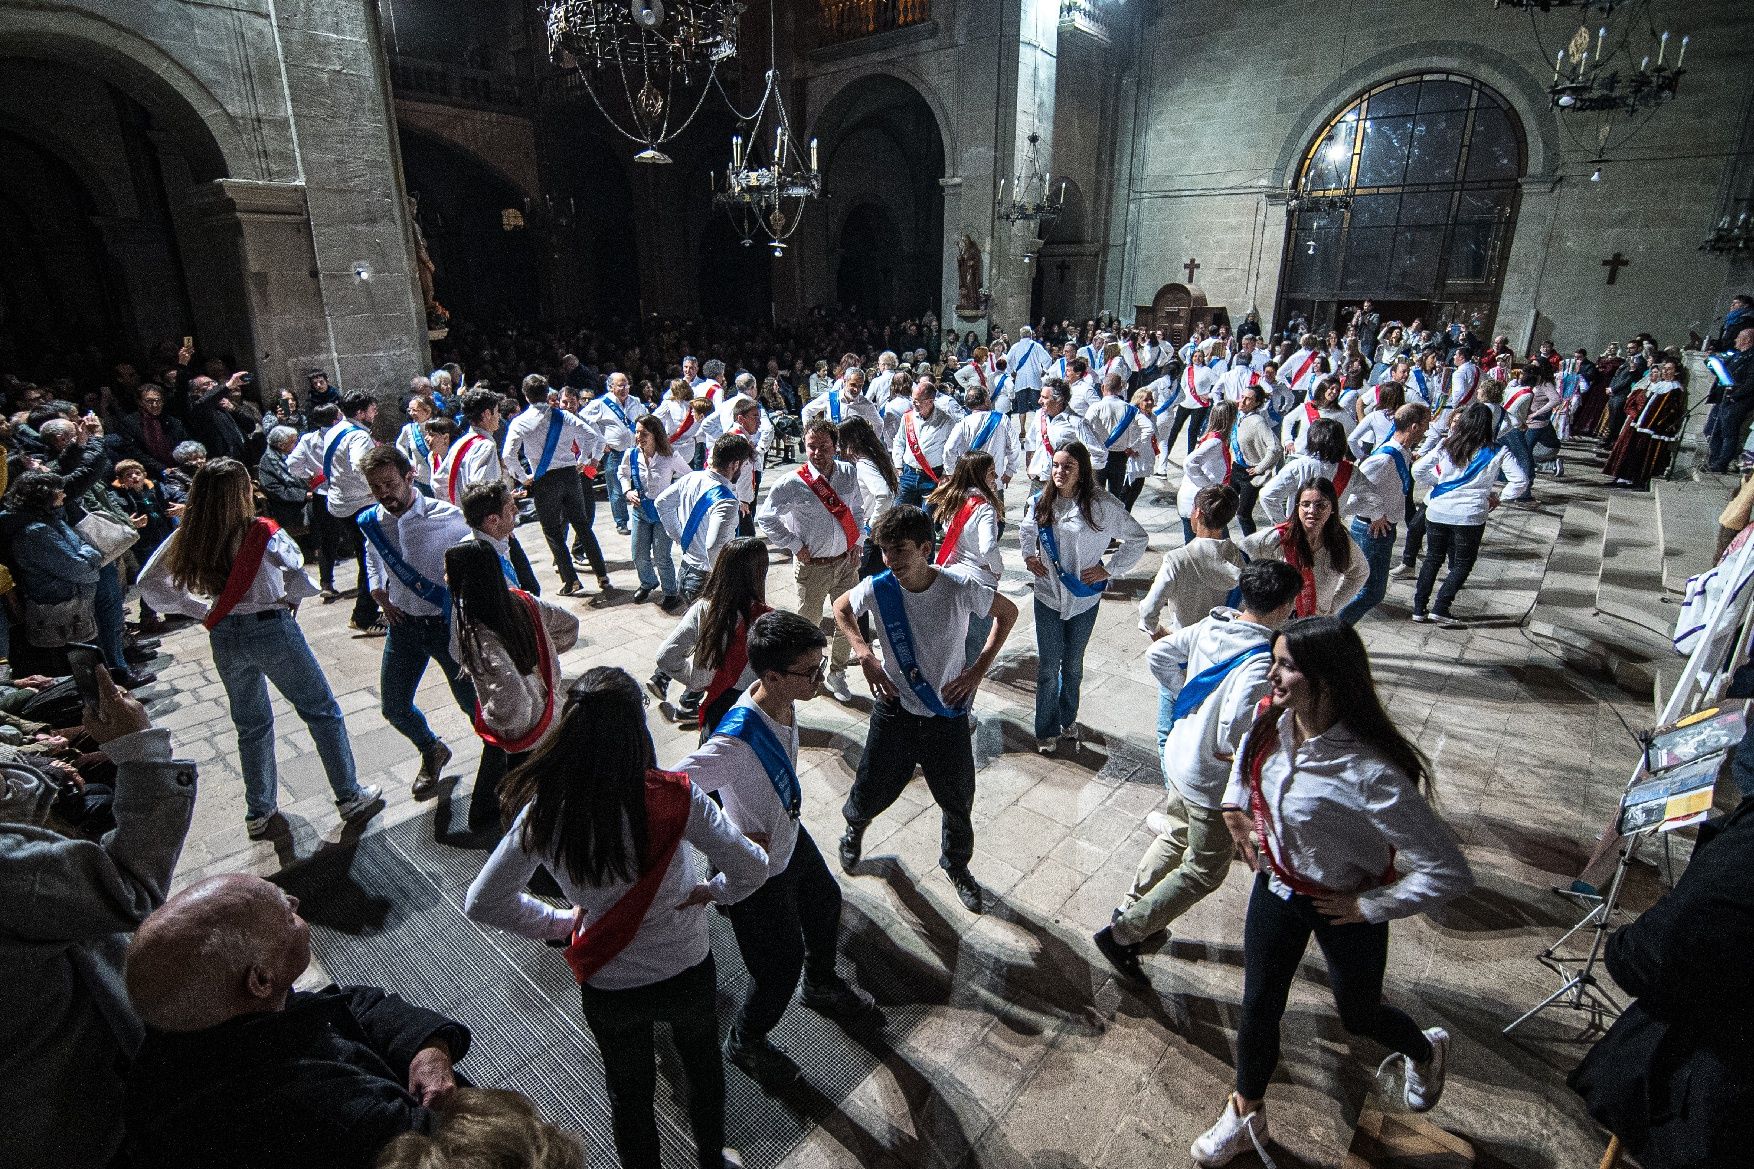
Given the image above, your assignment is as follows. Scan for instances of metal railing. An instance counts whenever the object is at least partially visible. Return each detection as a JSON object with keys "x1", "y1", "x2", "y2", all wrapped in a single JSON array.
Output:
[
  {"x1": 812, "y1": 0, "x2": 931, "y2": 49},
  {"x1": 389, "y1": 55, "x2": 527, "y2": 111}
]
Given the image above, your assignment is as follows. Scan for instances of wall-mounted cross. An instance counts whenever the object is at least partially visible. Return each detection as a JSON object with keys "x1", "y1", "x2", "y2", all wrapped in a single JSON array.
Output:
[
  {"x1": 1184, "y1": 257, "x2": 1201, "y2": 283},
  {"x1": 1602, "y1": 251, "x2": 1629, "y2": 285}
]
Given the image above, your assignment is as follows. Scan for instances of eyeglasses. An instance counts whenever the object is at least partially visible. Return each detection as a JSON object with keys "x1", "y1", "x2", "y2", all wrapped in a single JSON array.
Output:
[{"x1": 781, "y1": 660, "x2": 827, "y2": 682}]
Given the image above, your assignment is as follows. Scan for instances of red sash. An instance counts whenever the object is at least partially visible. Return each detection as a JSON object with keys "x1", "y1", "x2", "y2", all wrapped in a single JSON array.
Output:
[
  {"x1": 935, "y1": 497, "x2": 984, "y2": 565},
  {"x1": 1039, "y1": 410, "x2": 1056, "y2": 460},
  {"x1": 1185, "y1": 364, "x2": 1210, "y2": 408},
  {"x1": 309, "y1": 472, "x2": 328, "y2": 489},
  {"x1": 1242, "y1": 700, "x2": 1397, "y2": 897},
  {"x1": 1504, "y1": 387, "x2": 1532, "y2": 411},
  {"x1": 669, "y1": 409, "x2": 697, "y2": 445},
  {"x1": 1274, "y1": 521, "x2": 1320, "y2": 617},
  {"x1": 1332, "y1": 458, "x2": 1355, "y2": 497},
  {"x1": 800, "y1": 462, "x2": 860, "y2": 551},
  {"x1": 1202, "y1": 431, "x2": 1232, "y2": 481},
  {"x1": 447, "y1": 434, "x2": 489, "y2": 503},
  {"x1": 1304, "y1": 401, "x2": 1321, "y2": 427},
  {"x1": 1288, "y1": 350, "x2": 1320, "y2": 390},
  {"x1": 202, "y1": 519, "x2": 281, "y2": 630},
  {"x1": 703, "y1": 603, "x2": 772, "y2": 716},
  {"x1": 471, "y1": 590, "x2": 558, "y2": 753},
  {"x1": 904, "y1": 412, "x2": 939, "y2": 482},
  {"x1": 563, "y1": 768, "x2": 694, "y2": 984}
]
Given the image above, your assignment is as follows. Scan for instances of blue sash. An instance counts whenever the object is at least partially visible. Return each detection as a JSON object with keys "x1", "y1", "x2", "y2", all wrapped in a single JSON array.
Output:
[
  {"x1": 1429, "y1": 446, "x2": 1496, "y2": 499},
  {"x1": 323, "y1": 424, "x2": 366, "y2": 481},
  {"x1": 1382, "y1": 444, "x2": 1412, "y2": 496},
  {"x1": 533, "y1": 410, "x2": 566, "y2": 479},
  {"x1": 1229, "y1": 423, "x2": 1251, "y2": 474},
  {"x1": 870, "y1": 570, "x2": 965, "y2": 718},
  {"x1": 602, "y1": 396, "x2": 632, "y2": 430},
  {"x1": 1035, "y1": 503, "x2": 1107, "y2": 598},
  {"x1": 828, "y1": 388, "x2": 842, "y2": 423},
  {"x1": 1104, "y1": 404, "x2": 1140, "y2": 450},
  {"x1": 994, "y1": 372, "x2": 1012, "y2": 402},
  {"x1": 626, "y1": 452, "x2": 661, "y2": 523},
  {"x1": 497, "y1": 553, "x2": 519, "y2": 587},
  {"x1": 1170, "y1": 643, "x2": 1270, "y2": 722},
  {"x1": 681, "y1": 483, "x2": 735, "y2": 550},
  {"x1": 971, "y1": 410, "x2": 1004, "y2": 453},
  {"x1": 357, "y1": 506, "x2": 449, "y2": 610},
  {"x1": 1154, "y1": 392, "x2": 1177, "y2": 417},
  {"x1": 713, "y1": 703, "x2": 801, "y2": 819},
  {"x1": 1410, "y1": 369, "x2": 1431, "y2": 403},
  {"x1": 410, "y1": 424, "x2": 430, "y2": 462}
]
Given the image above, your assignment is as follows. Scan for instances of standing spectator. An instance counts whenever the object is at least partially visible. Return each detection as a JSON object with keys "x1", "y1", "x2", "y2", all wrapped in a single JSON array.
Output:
[
  {"x1": 258, "y1": 425, "x2": 312, "y2": 532},
  {"x1": 110, "y1": 459, "x2": 180, "y2": 635},
  {"x1": 110, "y1": 384, "x2": 187, "y2": 477}
]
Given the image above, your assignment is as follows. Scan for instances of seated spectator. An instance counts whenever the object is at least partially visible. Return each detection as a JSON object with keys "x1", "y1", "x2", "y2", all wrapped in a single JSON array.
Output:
[
  {"x1": 376, "y1": 1088, "x2": 585, "y2": 1169},
  {"x1": 110, "y1": 384, "x2": 188, "y2": 478},
  {"x1": 259, "y1": 425, "x2": 312, "y2": 532},
  {"x1": 0, "y1": 665, "x2": 195, "y2": 1169},
  {"x1": 124, "y1": 873, "x2": 473, "y2": 1169}
]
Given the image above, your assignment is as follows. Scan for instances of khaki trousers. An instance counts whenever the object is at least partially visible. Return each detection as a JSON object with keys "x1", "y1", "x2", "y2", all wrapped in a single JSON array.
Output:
[
  {"x1": 1113, "y1": 788, "x2": 1233, "y2": 945},
  {"x1": 794, "y1": 552, "x2": 858, "y2": 671}
]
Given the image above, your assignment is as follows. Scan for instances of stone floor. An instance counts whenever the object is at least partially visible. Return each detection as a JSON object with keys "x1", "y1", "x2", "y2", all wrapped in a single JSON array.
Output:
[{"x1": 155, "y1": 448, "x2": 1664, "y2": 1168}]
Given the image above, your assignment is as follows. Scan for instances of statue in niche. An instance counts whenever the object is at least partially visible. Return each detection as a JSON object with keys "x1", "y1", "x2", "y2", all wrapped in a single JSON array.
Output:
[{"x1": 956, "y1": 233, "x2": 983, "y2": 315}]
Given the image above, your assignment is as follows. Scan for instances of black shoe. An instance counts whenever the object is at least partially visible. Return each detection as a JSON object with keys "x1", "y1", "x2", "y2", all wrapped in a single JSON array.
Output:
[
  {"x1": 726, "y1": 1034, "x2": 800, "y2": 1090},
  {"x1": 633, "y1": 586, "x2": 654, "y2": 602},
  {"x1": 558, "y1": 580, "x2": 584, "y2": 597},
  {"x1": 802, "y1": 979, "x2": 882, "y2": 1026},
  {"x1": 946, "y1": 866, "x2": 984, "y2": 913},
  {"x1": 112, "y1": 669, "x2": 157, "y2": 690},
  {"x1": 124, "y1": 644, "x2": 157, "y2": 666},
  {"x1": 1093, "y1": 925, "x2": 1150, "y2": 986},
  {"x1": 838, "y1": 823, "x2": 864, "y2": 873},
  {"x1": 659, "y1": 593, "x2": 683, "y2": 614}
]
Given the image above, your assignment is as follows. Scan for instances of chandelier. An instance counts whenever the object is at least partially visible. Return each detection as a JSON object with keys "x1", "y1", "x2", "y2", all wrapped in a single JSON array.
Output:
[
  {"x1": 712, "y1": 68, "x2": 821, "y2": 256},
  {"x1": 545, "y1": 1, "x2": 742, "y2": 163},
  {"x1": 1546, "y1": 23, "x2": 1687, "y2": 113},
  {"x1": 997, "y1": 132, "x2": 1064, "y2": 225},
  {"x1": 1702, "y1": 200, "x2": 1754, "y2": 256}
]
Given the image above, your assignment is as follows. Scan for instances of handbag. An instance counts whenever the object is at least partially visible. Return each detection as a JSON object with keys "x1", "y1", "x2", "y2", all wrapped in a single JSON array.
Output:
[
  {"x1": 23, "y1": 593, "x2": 97, "y2": 648},
  {"x1": 75, "y1": 510, "x2": 139, "y2": 566}
]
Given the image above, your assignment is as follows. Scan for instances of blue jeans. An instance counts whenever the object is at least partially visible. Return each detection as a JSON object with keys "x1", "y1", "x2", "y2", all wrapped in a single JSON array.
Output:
[
  {"x1": 1033, "y1": 598, "x2": 1100, "y2": 739},
  {"x1": 94, "y1": 562, "x2": 126, "y2": 671},
  {"x1": 210, "y1": 609, "x2": 362, "y2": 819},
  {"x1": 1499, "y1": 428, "x2": 1534, "y2": 493},
  {"x1": 605, "y1": 450, "x2": 630, "y2": 529},
  {"x1": 897, "y1": 464, "x2": 937, "y2": 510},
  {"x1": 380, "y1": 614, "x2": 477, "y2": 751},
  {"x1": 630, "y1": 509, "x2": 677, "y2": 595},
  {"x1": 1338, "y1": 517, "x2": 1395, "y2": 626}
]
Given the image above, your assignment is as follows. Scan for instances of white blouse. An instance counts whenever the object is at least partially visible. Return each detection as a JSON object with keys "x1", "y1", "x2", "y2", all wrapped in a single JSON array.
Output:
[{"x1": 1018, "y1": 490, "x2": 1148, "y2": 618}]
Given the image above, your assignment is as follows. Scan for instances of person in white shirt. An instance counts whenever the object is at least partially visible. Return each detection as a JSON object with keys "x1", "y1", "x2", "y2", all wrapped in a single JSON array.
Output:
[
  {"x1": 1193, "y1": 618, "x2": 1471, "y2": 1167},
  {"x1": 1259, "y1": 419, "x2": 1354, "y2": 525},
  {"x1": 396, "y1": 395, "x2": 439, "y2": 494},
  {"x1": 1230, "y1": 385, "x2": 1283, "y2": 536},
  {"x1": 1347, "y1": 381, "x2": 1406, "y2": 459},
  {"x1": 1005, "y1": 325, "x2": 1053, "y2": 411},
  {"x1": 832, "y1": 505, "x2": 1019, "y2": 914},
  {"x1": 1243, "y1": 478, "x2": 1368, "y2": 619},
  {"x1": 1025, "y1": 379, "x2": 1102, "y2": 485},
  {"x1": 1406, "y1": 350, "x2": 1444, "y2": 410},
  {"x1": 942, "y1": 384, "x2": 1024, "y2": 487},
  {"x1": 619, "y1": 415, "x2": 690, "y2": 609},
  {"x1": 460, "y1": 479, "x2": 541, "y2": 595},
  {"x1": 1019, "y1": 441, "x2": 1148, "y2": 753},
  {"x1": 462, "y1": 666, "x2": 766, "y2": 1169},
  {"x1": 1338, "y1": 403, "x2": 1429, "y2": 626},
  {"x1": 289, "y1": 403, "x2": 343, "y2": 600},
  {"x1": 1084, "y1": 372, "x2": 1151, "y2": 510},
  {"x1": 656, "y1": 432, "x2": 752, "y2": 599},
  {"x1": 924, "y1": 451, "x2": 1005, "y2": 666},
  {"x1": 755, "y1": 420, "x2": 865, "y2": 702},
  {"x1": 694, "y1": 357, "x2": 727, "y2": 414},
  {"x1": 1162, "y1": 352, "x2": 1220, "y2": 457},
  {"x1": 584, "y1": 372, "x2": 650, "y2": 536},
  {"x1": 1281, "y1": 333, "x2": 1328, "y2": 401},
  {"x1": 801, "y1": 366, "x2": 881, "y2": 432},
  {"x1": 675, "y1": 612, "x2": 880, "y2": 1089},
  {"x1": 1281, "y1": 377, "x2": 1348, "y2": 455},
  {"x1": 654, "y1": 378, "x2": 703, "y2": 469},
  {"x1": 1177, "y1": 401, "x2": 1239, "y2": 543},
  {"x1": 137, "y1": 458, "x2": 381, "y2": 839},
  {"x1": 358, "y1": 445, "x2": 479, "y2": 798},
  {"x1": 320, "y1": 391, "x2": 382, "y2": 630},
  {"x1": 1066, "y1": 357, "x2": 1100, "y2": 417},
  {"x1": 835, "y1": 416, "x2": 899, "y2": 593},
  {"x1": 1410, "y1": 403, "x2": 1521, "y2": 625},
  {"x1": 503, "y1": 373, "x2": 612, "y2": 599},
  {"x1": 718, "y1": 393, "x2": 768, "y2": 536},
  {"x1": 1094, "y1": 560, "x2": 1303, "y2": 987},
  {"x1": 864, "y1": 351, "x2": 898, "y2": 405},
  {"x1": 890, "y1": 378, "x2": 957, "y2": 509},
  {"x1": 444, "y1": 389, "x2": 510, "y2": 509},
  {"x1": 1141, "y1": 483, "x2": 1246, "y2": 647}
]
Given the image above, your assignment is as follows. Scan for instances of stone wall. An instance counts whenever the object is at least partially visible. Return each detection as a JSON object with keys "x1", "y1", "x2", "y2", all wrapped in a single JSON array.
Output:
[{"x1": 1104, "y1": 0, "x2": 1754, "y2": 351}]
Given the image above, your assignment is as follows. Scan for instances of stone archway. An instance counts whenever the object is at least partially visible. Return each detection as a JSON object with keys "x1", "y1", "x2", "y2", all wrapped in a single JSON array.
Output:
[{"x1": 399, "y1": 127, "x2": 541, "y2": 326}]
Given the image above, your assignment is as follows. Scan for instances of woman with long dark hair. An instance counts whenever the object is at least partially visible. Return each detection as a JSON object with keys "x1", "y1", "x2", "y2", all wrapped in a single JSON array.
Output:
[
  {"x1": 137, "y1": 458, "x2": 378, "y2": 838},
  {"x1": 1176, "y1": 400, "x2": 1238, "y2": 543},
  {"x1": 652, "y1": 536, "x2": 770, "y2": 736},
  {"x1": 1020, "y1": 441, "x2": 1147, "y2": 754},
  {"x1": 446, "y1": 540, "x2": 579, "y2": 832},
  {"x1": 1410, "y1": 403, "x2": 1518, "y2": 626},
  {"x1": 619, "y1": 414, "x2": 690, "y2": 609},
  {"x1": 1243, "y1": 478, "x2": 1365, "y2": 619},
  {"x1": 1192, "y1": 617, "x2": 1472, "y2": 1167},
  {"x1": 927, "y1": 450, "x2": 1005, "y2": 666},
  {"x1": 463, "y1": 667, "x2": 767, "y2": 1169},
  {"x1": 837, "y1": 415, "x2": 898, "y2": 585}
]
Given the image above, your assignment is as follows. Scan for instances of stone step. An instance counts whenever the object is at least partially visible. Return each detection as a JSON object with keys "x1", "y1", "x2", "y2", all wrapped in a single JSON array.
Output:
[
  {"x1": 1653, "y1": 475, "x2": 1726, "y2": 595},
  {"x1": 1598, "y1": 488, "x2": 1671, "y2": 636},
  {"x1": 1344, "y1": 1108, "x2": 1475, "y2": 1169},
  {"x1": 1527, "y1": 499, "x2": 1670, "y2": 696}
]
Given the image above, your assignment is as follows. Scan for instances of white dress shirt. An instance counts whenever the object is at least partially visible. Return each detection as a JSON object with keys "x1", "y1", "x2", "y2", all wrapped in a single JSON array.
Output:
[
  {"x1": 137, "y1": 527, "x2": 317, "y2": 619},
  {"x1": 1178, "y1": 363, "x2": 1220, "y2": 409},
  {"x1": 890, "y1": 407, "x2": 956, "y2": 476},
  {"x1": 1348, "y1": 440, "x2": 1413, "y2": 526},
  {"x1": 288, "y1": 430, "x2": 326, "y2": 496},
  {"x1": 1148, "y1": 609, "x2": 1275, "y2": 807},
  {"x1": 1068, "y1": 375, "x2": 1100, "y2": 416},
  {"x1": 800, "y1": 388, "x2": 881, "y2": 431},
  {"x1": 397, "y1": 422, "x2": 436, "y2": 487},
  {"x1": 1005, "y1": 336, "x2": 1052, "y2": 392},
  {"x1": 320, "y1": 419, "x2": 376, "y2": 517},
  {"x1": 1024, "y1": 408, "x2": 1102, "y2": 481},
  {"x1": 442, "y1": 427, "x2": 508, "y2": 503},
  {"x1": 1176, "y1": 433, "x2": 1232, "y2": 519},
  {"x1": 655, "y1": 399, "x2": 703, "y2": 464},
  {"x1": 673, "y1": 690, "x2": 801, "y2": 882},
  {"x1": 852, "y1": 457, "x2": 895, "y2": 531},
  {"x1": 1084, "y1": 395, "x2": 1149, "y2": 472},
  {"x1": 584, "y1": 393, "x2": 649, "y2": 454},
  {"x1": 943, "y1": 409, "x2": 1025, "y2": 482},
  {"x1": 362, "y1": 493, "x2": 474, "y2": 618},
  {"x1": 617, "y1": 449, "x2": 690, "y2": 514},
  {"x1": 936, "y1": 497, "x2": 1003, "y2": 586},
  {"x1": 656, "y1": 598, "x2": 758, "y2": 691},
  {"x1": 755, "y1": 459, "x2": 864, "y2": 558},
  {"x1": 656, "y1": 468, "x2": 741, "y2": 571},
  {"x1": 504, "y1": 404, "x2": 605, "y2": 482},
  {"x1": 1018, "y1": 491, "x2": 1148, "y2": 618}
]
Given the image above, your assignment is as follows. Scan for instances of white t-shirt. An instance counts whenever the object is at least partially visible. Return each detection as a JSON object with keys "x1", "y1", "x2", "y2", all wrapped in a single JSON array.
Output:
[{"x1": 847, "y1": 568, "x2": 995, "y2": 718}]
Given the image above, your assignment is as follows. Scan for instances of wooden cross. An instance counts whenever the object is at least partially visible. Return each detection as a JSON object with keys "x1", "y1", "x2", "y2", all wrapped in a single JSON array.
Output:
[
  {"x1": 1602, "y1": 252, "x2": 1628, "y2": 285},
  {"x1": 1184, "y1": 257, "x2": 1201, "y2": 283},
  {"x1": 1055, "y1": 259, "x2": 1069, "y2": 284}
]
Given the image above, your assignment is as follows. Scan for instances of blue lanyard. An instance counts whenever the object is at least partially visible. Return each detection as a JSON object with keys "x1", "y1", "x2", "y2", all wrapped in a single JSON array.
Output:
[{"x1": 712, "y1": 704, "x2": 800, "y2": 818}]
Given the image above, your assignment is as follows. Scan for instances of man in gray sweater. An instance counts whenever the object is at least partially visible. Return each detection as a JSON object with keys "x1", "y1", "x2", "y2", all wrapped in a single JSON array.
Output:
[{"x1": 0, "y1": 667, "x2": 196, "y2": 1169}]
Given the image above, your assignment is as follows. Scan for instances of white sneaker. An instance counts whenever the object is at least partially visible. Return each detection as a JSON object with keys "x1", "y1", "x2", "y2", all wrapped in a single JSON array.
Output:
[
  {"x1": 1390, "y1": 563, "x2": 1416, "y2": 580},
  {"x1": 246, "y1": 810, "x2": 281, "y2": 840},
  {"x1": 823, "y1": 669, "x2": 854, "y2": 702},
  {"x1": 1145, "y1": 810, "x2": 1172, "y2": 837},
  {"x1": 337, "y1": 784, "x2": 384, "y2": 823},
  {"x1": 1394, "y1": 1027, "x2": 1450, "y2": 1112},
  {"x1": 1036, "y1": 737, "x2": 1057, "y2": 755},
  {"x1": 1191, "y1": 1097, "x2": 1274, "y2": 1168}
]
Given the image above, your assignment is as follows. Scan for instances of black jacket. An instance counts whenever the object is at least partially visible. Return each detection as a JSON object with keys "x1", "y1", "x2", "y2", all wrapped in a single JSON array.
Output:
[
  {"x1": 1569, "y1": 799, "x2": 1754, "y2": 1168},
  {"x1": 124, "y1": 984, "x2": 471, "y2": 1169},
  {"x1": 110, "y1": 411, "x2": 189, "y2": 476}
]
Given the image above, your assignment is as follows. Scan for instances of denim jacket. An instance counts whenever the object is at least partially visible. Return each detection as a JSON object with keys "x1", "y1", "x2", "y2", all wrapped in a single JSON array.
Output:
[{"x1": 13, "y1": 516, "x2": 102, "y2": 603}]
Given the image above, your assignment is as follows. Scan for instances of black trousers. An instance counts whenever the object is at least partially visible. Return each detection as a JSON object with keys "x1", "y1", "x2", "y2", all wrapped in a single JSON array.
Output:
[
  {"x1": 531, "y1": 467, "x2": 603, "y2": 585},
  {"x1": 311, "y1": 496, "x2": 343, "y2": 590},
  {"x1": 1162, "y1": 404, "x2": 1210, "y2": 457},
  {"x1": 578, "y1": 955, "x2": 725, "y2": 1169},
  {"x1": 1229, "y1": 468, "x2": 1261, "y2": 536},
  {"x1": 1098, "y1": 455, "x2": 1129, "y2": 501},
  {"x1": 467, "y1": 746, "x2": 527, "y2": 833},
  {"x1": 844, "y1": 699, "x2": 976, "y2": 870},
  {"x1": 1412, "y1": 520, "x2": 1484, "y2": 617},
  {"x1": 1400, "y1": 500, "x2": 1425, "y2": 568},
  {"x1": 1235, "y1": 875, "x2": 1430, "y2": 1101},
  {"x1": 338, "y1": 505, "x2": 379, "y2": 627},
  {"x1": 721, "y1": 828, "x2": 845, "y2": 1042},
  {"x1": 506, "y1": 534, "x2": 541, "y2": 595}
]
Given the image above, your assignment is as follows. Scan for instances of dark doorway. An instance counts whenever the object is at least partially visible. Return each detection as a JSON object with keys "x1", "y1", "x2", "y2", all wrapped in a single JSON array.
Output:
[
  {"x1": 399, "y1": 130, "x2": 540, "y2": 326},
  {"x1": 836, "y1": 202, "x2": 904, "y2": 318}
]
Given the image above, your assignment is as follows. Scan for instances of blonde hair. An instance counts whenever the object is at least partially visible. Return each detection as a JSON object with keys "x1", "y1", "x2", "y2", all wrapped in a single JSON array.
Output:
[{"x1": 375, "y1": 1089, "x2": 583, "y2": 1169}]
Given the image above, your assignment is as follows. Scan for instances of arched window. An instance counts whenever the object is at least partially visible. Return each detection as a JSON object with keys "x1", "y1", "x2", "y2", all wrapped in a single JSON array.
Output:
[{"x1": 1276, "y1": 73, "x2": 1525, "y2": 339}]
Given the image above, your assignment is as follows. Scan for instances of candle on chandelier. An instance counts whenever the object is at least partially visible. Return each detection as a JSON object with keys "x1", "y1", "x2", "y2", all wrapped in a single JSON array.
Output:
[
  {"x1": 1640, "y1": 55, "x2": 1649, "y2": 72},
  {"x1": 1657, "y1": 30, "x2": 1668, "y2": 66},
  {"x1": 1553, "y1": 49, "x2": 1563, "y2": 83},
  {"x1": 1676, "y1": 35, "x2": 1689, "y2": 69},
  {"x1": 775, "y1": 126, "x2": 784, "y2": 168},
  {"x1": 732, "y1": 134, "x2": 743, "y2": 167},
  {"x1": 1595, "y1": 26, "x2": 1605, "y2": 62},
  {"x1": 810, "y1": 137, "x2": 819, "y2": 172},
  {"x1": 997, "y1": 178, "x2": 1006, "y2": 205}
]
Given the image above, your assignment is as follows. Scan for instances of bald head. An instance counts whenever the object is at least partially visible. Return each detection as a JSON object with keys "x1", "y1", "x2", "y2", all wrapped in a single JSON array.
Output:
[
  {"x1": 126, "y1": 874, "x2": 309, "y2": 1032},
  {"x1": 40, "y1": 418, "x2": 77, "y2": 451}
]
